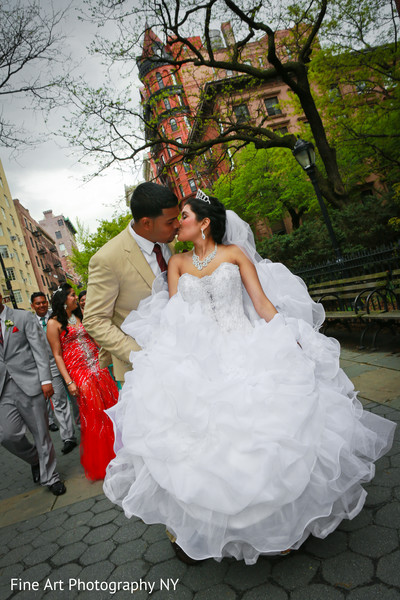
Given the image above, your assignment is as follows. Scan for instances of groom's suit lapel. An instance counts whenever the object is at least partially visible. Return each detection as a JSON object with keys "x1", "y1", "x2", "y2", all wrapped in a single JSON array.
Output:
[
  {"x1": 2, "y1": 305, "x2": 14, "y2": 355},
  {"x1": 122, "y1": 229, "x2": 155, "y2": 289}
]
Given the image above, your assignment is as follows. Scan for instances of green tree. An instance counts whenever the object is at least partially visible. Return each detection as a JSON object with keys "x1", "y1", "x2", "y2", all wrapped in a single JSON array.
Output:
[
  {"x1": 71, "y1": 211, "x2": 131, "y2": 285},
  {"x1": 63, "y1": 0, "x2": 399, "y2": 208},
  {"x1": 214, "y1": 144, "x2": 318, "y2": 229}
]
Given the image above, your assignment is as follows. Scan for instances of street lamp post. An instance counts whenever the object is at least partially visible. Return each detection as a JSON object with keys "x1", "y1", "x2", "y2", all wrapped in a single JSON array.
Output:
[{"x1": 292, "y1": 138, "x2": 343, "y2": 262}]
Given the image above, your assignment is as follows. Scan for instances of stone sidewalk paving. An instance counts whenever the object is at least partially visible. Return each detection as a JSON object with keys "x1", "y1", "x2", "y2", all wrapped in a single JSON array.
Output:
[{"x1": 0, "y1": 345, "x2": 399, "y2": 600}]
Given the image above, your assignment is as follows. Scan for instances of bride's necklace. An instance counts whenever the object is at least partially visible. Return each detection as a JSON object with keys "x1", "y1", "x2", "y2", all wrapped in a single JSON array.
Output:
[
  {"x1": 68, "y1": 313, "x2": 77, "y2": 325},
  {"x1": 192, "y1": 243, "x2": 217, "y2": 271}
]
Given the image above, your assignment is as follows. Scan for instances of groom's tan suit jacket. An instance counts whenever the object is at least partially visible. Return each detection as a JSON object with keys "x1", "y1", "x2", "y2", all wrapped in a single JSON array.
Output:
[{"x1": 83, "y1": 226, "x2": 173, "y2": 382}]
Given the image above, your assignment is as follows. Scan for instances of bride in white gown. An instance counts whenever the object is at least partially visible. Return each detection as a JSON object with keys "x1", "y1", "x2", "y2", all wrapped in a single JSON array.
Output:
[{"x1": 103, "y1": 191, "x2": 395, "y2": 565}]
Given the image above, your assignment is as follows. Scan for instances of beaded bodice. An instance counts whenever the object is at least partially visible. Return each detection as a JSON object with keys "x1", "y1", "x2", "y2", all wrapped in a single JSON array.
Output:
[
  {"x1": 60, "y1": 323, "x2": 100, "y2": 383},
  {"x1": 178, "y1": 262, "x2": 252, "y2": 333}
]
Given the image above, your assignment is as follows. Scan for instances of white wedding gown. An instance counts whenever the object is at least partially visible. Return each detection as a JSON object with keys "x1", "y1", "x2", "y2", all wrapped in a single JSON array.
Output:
[
  {"x1": 104, "y1": 231, "x2": 395, "y2": 564},
  {"x1": 104, "y1": 260, "x2": 395, "y2": 565}
]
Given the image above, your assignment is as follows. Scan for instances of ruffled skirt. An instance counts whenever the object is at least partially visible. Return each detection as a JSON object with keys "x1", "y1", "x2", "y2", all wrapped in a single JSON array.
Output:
[{"x1": 104, "y1": 293, "x2": 395, "y2": 564}]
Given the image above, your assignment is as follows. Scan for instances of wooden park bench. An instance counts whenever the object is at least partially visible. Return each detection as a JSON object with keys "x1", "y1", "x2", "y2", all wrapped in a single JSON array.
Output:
[
  {"x1": 359, "y1": 268, "x2": 400, "y2": 349},
  {"x1": 308, "y1": 271, "x2": 390, "y2": 329},
  {"x1": 307, "y1": 270, "x2": 400, "y2": 348}
]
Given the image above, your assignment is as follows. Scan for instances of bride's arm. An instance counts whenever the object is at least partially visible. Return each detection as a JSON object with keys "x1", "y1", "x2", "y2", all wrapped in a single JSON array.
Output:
[
  {"x1": 232, "y1": 246, "x2": 278, "y2": 323},
  {"x1": 167, "y1": 254, "x2": 181, "y2": 298}
]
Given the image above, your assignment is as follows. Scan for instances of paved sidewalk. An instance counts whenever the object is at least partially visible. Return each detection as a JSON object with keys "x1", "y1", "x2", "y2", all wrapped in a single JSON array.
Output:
[{"x1": 0, "y1": 340, "x2": 399, "y2": 600}]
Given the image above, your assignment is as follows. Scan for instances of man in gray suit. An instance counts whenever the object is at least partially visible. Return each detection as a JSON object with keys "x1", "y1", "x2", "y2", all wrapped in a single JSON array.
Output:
[
  {"x1": 0, "y1": 294, "x2": 66, "y2": 495},
  {"x1": 31, "y1": 292, "x2": 78, "y2": 454}
]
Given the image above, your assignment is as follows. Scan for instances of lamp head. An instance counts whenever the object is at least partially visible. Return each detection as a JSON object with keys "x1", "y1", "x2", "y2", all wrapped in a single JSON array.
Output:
[{"x1": 292, "y1": 138, "x2": 316, "y2": 171}]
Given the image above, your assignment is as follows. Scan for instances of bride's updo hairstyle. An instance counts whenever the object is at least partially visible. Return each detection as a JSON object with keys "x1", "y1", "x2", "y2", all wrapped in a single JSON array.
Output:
[
  {"x1": 185, "y1": 195, "x2": 226, "y2": 243},
  {"x1": 51, "y1": 283, "x2": 81, "y2": 332}
]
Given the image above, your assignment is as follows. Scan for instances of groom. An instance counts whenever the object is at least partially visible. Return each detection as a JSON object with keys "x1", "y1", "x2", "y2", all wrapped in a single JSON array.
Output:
[{"x1": 83, "y1": 182, "x2": 180, "y2": 384}]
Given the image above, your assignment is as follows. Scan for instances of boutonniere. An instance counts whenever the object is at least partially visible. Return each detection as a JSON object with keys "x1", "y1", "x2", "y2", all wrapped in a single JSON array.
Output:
[{"x1": 5, "y1": 319, "x2": 14, "y2": 329}]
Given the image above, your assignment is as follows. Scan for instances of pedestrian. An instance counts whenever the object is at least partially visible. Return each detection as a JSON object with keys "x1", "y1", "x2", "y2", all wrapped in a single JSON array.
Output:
[
  {"x1": 0, "y1": 294, "x2": 66, "y2": 495},
  {"x1": 31, "y1": 292, "x2": 78, "y2": 454}
]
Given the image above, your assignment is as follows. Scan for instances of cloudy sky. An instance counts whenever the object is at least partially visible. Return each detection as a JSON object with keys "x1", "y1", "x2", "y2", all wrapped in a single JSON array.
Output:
[{"x1": 1, "y1": 0, "x2": 143, "y2": 236}]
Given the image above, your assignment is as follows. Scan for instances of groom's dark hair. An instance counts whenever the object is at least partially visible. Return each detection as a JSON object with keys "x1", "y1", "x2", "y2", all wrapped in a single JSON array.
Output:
[{"x1": 130, "y1": 182, "x2": 178, "y2": 221}]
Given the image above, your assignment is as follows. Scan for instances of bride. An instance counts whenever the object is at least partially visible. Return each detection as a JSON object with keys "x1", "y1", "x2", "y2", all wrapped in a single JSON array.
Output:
[{"x1": 103, "y1": 191, "x2": 395, "y2": 565}]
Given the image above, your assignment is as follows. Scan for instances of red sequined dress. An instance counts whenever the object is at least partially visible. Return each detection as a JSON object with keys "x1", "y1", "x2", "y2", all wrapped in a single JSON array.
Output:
[{"x1": 60, "y1": 323, "x2": 118, "y2": 480}]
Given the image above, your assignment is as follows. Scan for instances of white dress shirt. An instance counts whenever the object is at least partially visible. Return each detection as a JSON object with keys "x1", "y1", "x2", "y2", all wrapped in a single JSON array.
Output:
[{"x1": 129, "y1": 221, "x2": 172, "y2": 276}]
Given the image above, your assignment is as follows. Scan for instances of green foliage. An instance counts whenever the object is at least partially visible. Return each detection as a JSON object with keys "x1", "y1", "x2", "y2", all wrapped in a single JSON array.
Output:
[
  {"x1": 309, "y1": 42, "x2": 400, "y2": 189},
  {"x1": 213, "y1": 144, "x2": 318, "y2": 229},
  {"x1": 256, "y1": 193, "x2": 400, "y2": 270},
  {"x1": 71, "y1": 211, "x2": 131, "y2": 285}
]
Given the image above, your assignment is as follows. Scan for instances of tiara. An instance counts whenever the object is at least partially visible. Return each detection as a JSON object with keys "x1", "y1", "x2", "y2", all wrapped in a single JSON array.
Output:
[{"x1": 196, "y1": 189, "x2": 210, "y2": 203}]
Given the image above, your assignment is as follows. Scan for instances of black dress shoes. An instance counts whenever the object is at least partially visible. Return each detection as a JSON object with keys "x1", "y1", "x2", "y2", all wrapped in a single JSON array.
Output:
[
  {"x1": 48, "y1": 481, "x2": 66, "y2": 496},
  {"x1": 61, "y1": 440, "x2": 77, "y2": 454},
  {"x1": 31, "y1": 463, "x2": 40, "y2": 484},
  {"x1": 49, "y1": 423, "x2": 59, "y2": 432},
  {"x1": 170, "y1": 541, "x2": 202, "y2": 565}
]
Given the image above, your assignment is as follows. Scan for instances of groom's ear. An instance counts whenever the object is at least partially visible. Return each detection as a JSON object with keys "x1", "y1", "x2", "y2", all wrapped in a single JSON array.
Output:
[{"x1": 140, "y1": 216, "x2": 153, "y2": 231}]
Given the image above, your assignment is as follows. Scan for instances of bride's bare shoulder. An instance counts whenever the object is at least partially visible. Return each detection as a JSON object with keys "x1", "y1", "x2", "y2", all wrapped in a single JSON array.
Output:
[{"x1": 221, "y1": 244, "x2": 247, "y2": 261}]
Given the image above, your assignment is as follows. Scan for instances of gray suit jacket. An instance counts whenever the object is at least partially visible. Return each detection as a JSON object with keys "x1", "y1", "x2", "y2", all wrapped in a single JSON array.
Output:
[
  {"x1": 0, "y1": 306, "x2": 51, "y2": 397},
  {"x1": 36, "y1": 311, "x2": 59, "y2": 378}
]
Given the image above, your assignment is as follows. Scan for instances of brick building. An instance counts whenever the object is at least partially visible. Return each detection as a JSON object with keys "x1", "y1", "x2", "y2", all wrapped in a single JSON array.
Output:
[
  {"x1": 14, "y1": 200, "x2": 67, "y2": 299},
  {"x1": 39, "y1": 210, "x2": 81, "y2": 287},
  {"x1": 138, "y1": 22, "x2": 300, "y2": 215}
]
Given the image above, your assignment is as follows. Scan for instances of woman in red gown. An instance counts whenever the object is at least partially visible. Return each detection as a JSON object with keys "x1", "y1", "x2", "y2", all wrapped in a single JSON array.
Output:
[{"x1": 47, "y1": 283, "x2": 118, "y2": 480}]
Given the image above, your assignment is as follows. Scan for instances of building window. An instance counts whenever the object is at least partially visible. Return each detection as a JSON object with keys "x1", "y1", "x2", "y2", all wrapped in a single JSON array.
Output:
[
  {"x1": 173, "y1": 166, "x2": 179, "y2": 176},
  {"x1": 40, "y1": 258, "x2": 44, "y2": 269},
  {"x1": 164, "y1": 98, "x2": 171, "y2": 110},
  {"x1": 171, "y1": 72, "x2": 178, "y2": 85},
  {"x1": 177, "y1": 93, "x2": 184, "y2": 106},
  {"x1": 13, "y1": 290, "x2": 23, "y2": 303},
  {"x1": 275, "y1": 126, "x2": 288, "y2": 135},
  {"x1": 170, "y1": 118, "x2": 178, "y2": 132},
  {"x1": 57, "y1": 218, "x2": 64, "y2": 226},
  {"x1": 226, "y1": 69, "x2": 234, "y2": 77},
  {"x1": 160, "y1": 155, "x2": 165, "y2": 165},
  {"x1": 4, "y1": 195, "x2": 10, "y2": 207},
  {"x1": 175, "y1": 137, "x2": 182, "y2": 147},
  {"x1": 188, "y1": 179, "x2": 197, "y2": 193},
  {"x1": 55, "y1": 231, "x2": 62, "y2": 239},
  {"x1": 30, "y1": 237, "x2": 34, "y2": 247},
  {"x1": 156, "y1": 72, "x2": 164, "y2": 89},
  {"x1": 0, "y1": 223, "x2": 3, "y2": 236},
  {"x1": 264, "y1": 96, "x2": 282, "y2": 116},
  {"x1": 36, "y1": 256, "x2": 40, "y2": 266},
  {"x1": 59, "y1": 243, "x2": 65, "y2": 251},
  {"x1": 183, "y1": 162, "x2": 190, "y2": 173},
  {"x1": 166, "y1": 146, "x2": 172, "y2": 158},
  {"x1": 0, "y1": 245, "x2": 9, "y2": 258},
  {"x1": 1, "y1": 207, "x2": 6, "y2": 219},
  {"x1": 258, "y1": 57, "x2": 264, "y2": 67},
  {"x1": 6, "y1": 267, "x2": 16, "y2": 281},
  {"x1": 184, "y1": 116, "x2": 191, "y2": 130},
  {"x1": 179, "y1": 185, "x2": 184, "y2": 197},
  {"x1": 233, "y1": 104, "x2": 250, "y2": 123},
  {"x1": 10, "y1": 214, "x2": 15, "y2": 226},
  {"x1": 41, "y1": 275, "x2": 46, "y2": 286}
]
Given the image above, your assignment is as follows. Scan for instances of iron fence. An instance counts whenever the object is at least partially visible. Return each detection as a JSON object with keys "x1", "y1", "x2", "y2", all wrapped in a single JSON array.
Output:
[{"x1": 294, "y1": 241, "x2": 400, "y2": 285}]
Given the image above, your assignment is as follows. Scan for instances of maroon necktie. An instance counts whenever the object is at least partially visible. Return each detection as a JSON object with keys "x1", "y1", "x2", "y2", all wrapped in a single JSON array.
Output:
[
  {"x1": 153, "y1": 243, "x2": 168, "y2": 273},
  {"x1": 0, "y1": 324, "x2": 3, "y2": 345}
]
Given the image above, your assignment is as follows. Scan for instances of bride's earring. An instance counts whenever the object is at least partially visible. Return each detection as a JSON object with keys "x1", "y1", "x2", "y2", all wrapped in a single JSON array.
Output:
[
  {"x1": 64, "y1": 304, "x2": 67, "y2": 310},
  {"x1": 201, "y1": 229, "x2": 206, "y2": 240}
]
